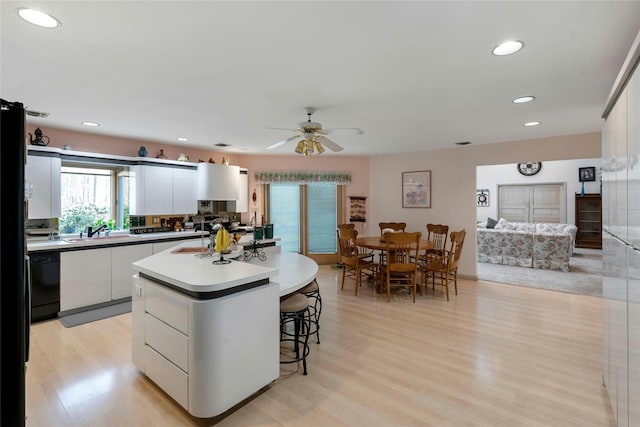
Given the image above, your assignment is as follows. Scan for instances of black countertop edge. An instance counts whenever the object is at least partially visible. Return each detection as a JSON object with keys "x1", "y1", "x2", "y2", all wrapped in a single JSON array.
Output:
[{"x1": 139, "y1": 273, "x2": 270, "y2": 300}]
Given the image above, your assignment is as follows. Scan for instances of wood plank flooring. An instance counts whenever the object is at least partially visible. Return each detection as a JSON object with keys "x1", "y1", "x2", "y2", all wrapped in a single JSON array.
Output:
[{"x1": 26, "y1": 266, "x2": 615, "y2": 426}]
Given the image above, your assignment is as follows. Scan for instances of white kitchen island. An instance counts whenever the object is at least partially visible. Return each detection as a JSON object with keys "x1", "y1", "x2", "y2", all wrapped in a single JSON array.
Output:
[{"x1": 131, "y1": 241, "x2": 318, "y2": 418}]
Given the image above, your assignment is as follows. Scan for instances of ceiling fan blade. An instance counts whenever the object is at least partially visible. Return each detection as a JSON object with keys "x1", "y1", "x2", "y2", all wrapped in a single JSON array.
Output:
[
  {"x1": 316, "y1": 136, "x2": 343, "y2": 152},
  {"x1": 266, "y1": 134, "x2": 300, "y2": 150},
  {"x1": 265, "y1": 126, "x2": 298, "y2": 132},
  {"x1": 323, "y1": 127, "x2": 364, "y2": 136}
]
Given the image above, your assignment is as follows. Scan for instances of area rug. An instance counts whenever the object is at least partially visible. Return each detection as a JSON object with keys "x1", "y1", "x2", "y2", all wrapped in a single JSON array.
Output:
[
  {"x1": 59, "y1": 301, "x2": 131, "y2": 328},
  {"x1": 476, "y1": 248, "x2": 602, "y2": 297}
]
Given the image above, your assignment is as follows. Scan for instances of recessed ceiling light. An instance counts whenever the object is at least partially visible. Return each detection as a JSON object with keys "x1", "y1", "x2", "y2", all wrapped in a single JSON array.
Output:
[
  {"x1": 176, "y1": 137, "x2": 189, "y2": 142},
  {"x1": 81, "y1": 121, "x2": 99, "y2": 127},
  {"x1": 513, "y1": 96, "x2": 535, "y2": 104},
  {"x1": 17, "y1": 8, "x2": 60, "y2": 28},
  {"x1": 455, "y1": 141, "x2": 472, "y2": 146},
  {"x1": 524, "y1": 121, "x2": 540, "y2": 127},
  {"x1": 492, "y1": 40, "x2": 524, "y2": 56}
]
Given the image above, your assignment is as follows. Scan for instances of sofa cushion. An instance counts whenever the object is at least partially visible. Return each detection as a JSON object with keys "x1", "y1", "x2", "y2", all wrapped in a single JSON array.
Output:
[
  {"x1": 486, "y1": 217, "x2": 498, "y2": 229},
  {"x1": 494, "y1": 218, "x2": 509, "y2": 230}
]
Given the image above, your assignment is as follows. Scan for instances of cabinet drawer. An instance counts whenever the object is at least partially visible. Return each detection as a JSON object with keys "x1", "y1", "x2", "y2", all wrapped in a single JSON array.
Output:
[
  {"x1": 145, "y1": 313, "x2": 188, "y2": 372},
  {"x1": 144, "y1": 345, "x2": 188, "y2": 410},
  {"x1": 145, "y1": 282, "x2": 189, "y2": 335}
]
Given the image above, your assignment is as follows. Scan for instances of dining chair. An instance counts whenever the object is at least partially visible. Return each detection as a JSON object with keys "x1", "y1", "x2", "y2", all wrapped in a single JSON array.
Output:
[
  {"x1": 377, "y1": 222, "x2": 407, "y2": 264},
  {"x1": 420, "y1": 229, "x2": 466, "y2": 300},
  {"x1": 380, "y1": 231, "x2": 421, "y2": 302},
  {"x1": 338, "y1": 228, "x2": 379, "y2": 296},
  {"x1": 411, "y1": 223, "x2": 449, "y2": 265},
  {"x1": 337, "y1": 223, "x2": 374, "y2": 263},
  {"x1": 425, "y1": 224, "x2": 449, "y2": 256}
]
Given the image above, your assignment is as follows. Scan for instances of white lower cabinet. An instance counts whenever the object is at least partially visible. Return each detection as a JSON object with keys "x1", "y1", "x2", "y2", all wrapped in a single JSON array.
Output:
[
  {"x1": 111, "y1": 244, "x2": 152, "y2": 300},
  {"x1": 60, "y1": 248, "x2": 112, "y2": 311},
  {"x1": 132, "y1": 275, "x2": 279, "y2": 418},
  {"x1": 61, "y1": 243, "x2": 152, "y2": 311}
]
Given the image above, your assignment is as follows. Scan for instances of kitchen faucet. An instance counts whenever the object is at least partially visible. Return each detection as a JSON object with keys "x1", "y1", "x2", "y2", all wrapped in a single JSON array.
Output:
[{"x1": 84, "y1": 224, "x2": 108, "y2": 238}]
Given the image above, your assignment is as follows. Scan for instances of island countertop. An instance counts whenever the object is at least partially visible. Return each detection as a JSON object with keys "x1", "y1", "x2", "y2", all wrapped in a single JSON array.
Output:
[{"x1": 132, "y1": 240, "x2": 278, "y2": 296}]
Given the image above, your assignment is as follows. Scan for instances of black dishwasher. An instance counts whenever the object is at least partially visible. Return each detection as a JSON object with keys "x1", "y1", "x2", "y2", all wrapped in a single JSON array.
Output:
[{"x1": 30, "y1": 251, "x2": 60, "y2": 322}]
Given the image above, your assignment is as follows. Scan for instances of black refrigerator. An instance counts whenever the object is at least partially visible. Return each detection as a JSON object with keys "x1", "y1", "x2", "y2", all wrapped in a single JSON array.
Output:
[{"x1": 1, "y1": 98, "x2": 28, "y2": 425}]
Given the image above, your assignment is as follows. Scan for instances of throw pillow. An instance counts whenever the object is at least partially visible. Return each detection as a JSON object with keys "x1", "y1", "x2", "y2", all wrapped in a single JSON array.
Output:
[
  {"x1": 486, "y1": 217, "x2": 498, "y2": 229},
  {"x1": 494, "y1": 218, "x2": 509, "y2": 230}
]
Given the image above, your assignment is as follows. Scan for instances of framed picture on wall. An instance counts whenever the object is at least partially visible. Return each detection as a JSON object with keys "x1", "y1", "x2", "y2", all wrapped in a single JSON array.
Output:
[
  {"x1": 402, "y1": 170, "x2": 431, "y2": 208},
  {"x1": 579, "y1": 166, "x2": 596, "y2": 182}
]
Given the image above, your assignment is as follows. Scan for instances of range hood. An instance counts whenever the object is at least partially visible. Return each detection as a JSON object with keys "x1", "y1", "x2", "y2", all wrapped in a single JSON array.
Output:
[{"x1": 197, "y1": 163, "x2": 240, "y2": 201}]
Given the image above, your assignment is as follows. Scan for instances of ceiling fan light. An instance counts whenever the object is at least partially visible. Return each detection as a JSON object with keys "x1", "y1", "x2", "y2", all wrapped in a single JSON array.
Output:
[
  {"x1": 295, "y1": 140, "x2": 305, "y2": 154},
  {"x1": 314, "y1": 141, "x2": 325, "y2": 154}
]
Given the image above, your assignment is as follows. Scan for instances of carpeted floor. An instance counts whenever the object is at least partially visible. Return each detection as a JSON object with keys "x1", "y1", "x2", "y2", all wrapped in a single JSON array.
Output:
[{"x1": 476, "y1": 247, "x2": 602, "y2": 297}]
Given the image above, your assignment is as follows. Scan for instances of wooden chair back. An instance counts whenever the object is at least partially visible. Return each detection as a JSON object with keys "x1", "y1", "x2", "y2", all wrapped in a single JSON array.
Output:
[
  {"x1": 338, "y1": 228, "x2": 359, "y2": 266},
  {"x1": 382, "y1": 231, "x2": 421, "y2": 302},
  {"x1": 383, "y1": 231, "x2": 421, "y2": 265},
  {"x1": 378, "y1": 222, "x2": 407, "y2": 239},
  {"x1": 425, "y1": 224, "x2": 449, "y2": 255},
  {"x1": 447, "y1": 229, "x2": 466, "y2": 274}
]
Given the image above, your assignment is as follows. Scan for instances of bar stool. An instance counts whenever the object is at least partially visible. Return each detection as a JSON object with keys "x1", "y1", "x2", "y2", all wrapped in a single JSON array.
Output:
[
  {"x1": 298, "y1": 279, "x2": 321, "y2": 344},
  {"x1": 279, "y1": 293, "x2": 312, "y2": 375}
]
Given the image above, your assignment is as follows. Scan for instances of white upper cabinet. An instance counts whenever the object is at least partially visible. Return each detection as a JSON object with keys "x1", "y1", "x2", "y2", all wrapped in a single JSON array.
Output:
[
  {"x1": 25, "y1": 154, "x2": 61, "y2": 219},
  {"x1": 131, "y1": 164, "x2": 198, "y2": 215},
  {"x1": 172, "y1": 167, "x2": 198, "y2": 214},
  {"x1": 628, "y1": 69, "x2": 640, "y2": 249},
  {"x1": 196, "y1": 163, "x2": 240, "y2": 201}
]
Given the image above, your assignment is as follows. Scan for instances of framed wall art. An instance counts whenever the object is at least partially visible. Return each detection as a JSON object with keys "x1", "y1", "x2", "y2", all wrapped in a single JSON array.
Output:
[
  {"x1": 402, "y1": 170, "x2": 431, "y2": 208},
  {"x1": 476, "y1": 189, "x2": 489, "y2": 207},
  {"x1": 579, "y1": 166, "x2": 596, "y2": 182},
  {"x1": 349, "y1": 196, "x2": 367, "y2": 222}
]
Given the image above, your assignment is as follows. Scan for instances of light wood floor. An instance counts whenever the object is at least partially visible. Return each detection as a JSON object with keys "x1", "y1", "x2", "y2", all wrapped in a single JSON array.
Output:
[{"x1": 26, "y1": 266, "x2": 615, "y2": 426}]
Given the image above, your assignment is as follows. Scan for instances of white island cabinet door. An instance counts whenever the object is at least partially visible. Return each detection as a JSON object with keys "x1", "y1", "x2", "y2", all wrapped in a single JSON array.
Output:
[
  {"x1": 25, "y1": 154, "x2": 61, "y2": 219},
  {"x1": 111, "y1": 243, "x2": 153, "y2": 300},
  {"x1": 172, "y1": 167, "x2": 197, "y2": 214},
  {"x1": 60, "y1": 248, "x2": 112, "y2": 311}
]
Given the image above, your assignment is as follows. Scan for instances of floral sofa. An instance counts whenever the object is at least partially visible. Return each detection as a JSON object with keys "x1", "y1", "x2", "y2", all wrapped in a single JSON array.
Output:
[{"x1": 476, "y1": 218, "x2": 578, "y2": 272}]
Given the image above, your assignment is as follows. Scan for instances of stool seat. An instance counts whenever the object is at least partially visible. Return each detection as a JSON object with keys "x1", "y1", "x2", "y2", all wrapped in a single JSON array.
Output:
[
  {"x1": 280, "y1": 293, "x2": 308, "y2": 313},
  {"x1": 279, "y1": 293, "x2": 311, "y2": 375},
  {"x1": 299, "y1": 281, "x2": 319, "y2": 294}
]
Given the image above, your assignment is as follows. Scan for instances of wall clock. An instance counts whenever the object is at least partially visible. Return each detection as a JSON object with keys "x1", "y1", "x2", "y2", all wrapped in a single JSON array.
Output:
[{"x1": 517, "y1": 161, "x2": 542, "y2": 176}]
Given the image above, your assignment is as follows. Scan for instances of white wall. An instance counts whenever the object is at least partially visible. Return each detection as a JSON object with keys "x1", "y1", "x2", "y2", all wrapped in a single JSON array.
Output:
[
  {"x1": 476, "y1": 158, "x2": 601, "y2": 224},
  {"x1": 368, "y1": 132, "x2": 602, "y2": 280}
]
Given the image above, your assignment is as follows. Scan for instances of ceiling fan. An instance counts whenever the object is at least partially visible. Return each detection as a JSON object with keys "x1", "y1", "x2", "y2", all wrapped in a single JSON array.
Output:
[{"x1": 266, "y1": 107, "x2": 363, "y2": 155}]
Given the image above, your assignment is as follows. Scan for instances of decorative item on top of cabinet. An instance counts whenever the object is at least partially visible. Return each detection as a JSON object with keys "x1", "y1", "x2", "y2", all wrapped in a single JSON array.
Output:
[
  {"x1": 177, "y1": 153, "x2": 189, "y2": 161},
  {"x1": 574, "y1": 193, "x2": 602, "y2": 249},
  {"x1": 208, "y1": 158, "x2": 215, "y2": 163},
  {"x1": 138, "y1": 146, "x2": 148, "y2": 157},
  {"x1": 156, "y1": 149, "x2": 167, "y2": 159},
  {"x1": 222, "y1": 157, "x2": 229, "y2": 165}
]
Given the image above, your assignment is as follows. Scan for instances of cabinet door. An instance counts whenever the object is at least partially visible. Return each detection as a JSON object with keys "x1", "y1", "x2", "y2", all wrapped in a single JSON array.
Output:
[
  {"x1": 131, "y1": 165, "x2": 173, "y2": 215},
  {"x1": 111, "y1": 243, "x2": 153, "y2": 300},
  {"x1": 628, "y1": 70, "x2": 640, "y2": 249},
  {"x1": 26, "y1": 155, "x2": 61, "y2": 219},
  {"x1": 172, "y1": 168, "x2": 197, "y2": 214},
  {"x1": 616, "y1": 89, "x2": 629, "y2": 241},
  {"x1": 60, "y1": 248, "x2": 111, "y2": 311},
  {"x1": 628, "y1": 248, "x2": 640, "y2": 427}
]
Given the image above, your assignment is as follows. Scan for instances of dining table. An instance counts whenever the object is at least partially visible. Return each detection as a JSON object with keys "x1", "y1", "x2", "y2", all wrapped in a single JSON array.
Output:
[{"x1": 355, "y1": 235, "x2": 435, "y2": 252}]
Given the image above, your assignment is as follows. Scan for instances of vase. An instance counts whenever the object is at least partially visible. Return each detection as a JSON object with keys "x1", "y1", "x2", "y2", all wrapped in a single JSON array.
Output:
[
  {"x1": 156, "y1": 149, "x2": 167, "y2": 159},
  {"x1": 138, "y1": 146, "x2": 147, "y2": 157}
]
